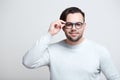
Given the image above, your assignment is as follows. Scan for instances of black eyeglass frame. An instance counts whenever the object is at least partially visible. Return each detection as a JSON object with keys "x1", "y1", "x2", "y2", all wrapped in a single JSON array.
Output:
[{"x1": 64, "y1": 22, "x2": 84, "y2": 29}]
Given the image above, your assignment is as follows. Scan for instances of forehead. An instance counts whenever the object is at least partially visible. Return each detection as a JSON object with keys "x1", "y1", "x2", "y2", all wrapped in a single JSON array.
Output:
[{"x1": 66, "y1": 13, "x2": 84, "y2": 22}]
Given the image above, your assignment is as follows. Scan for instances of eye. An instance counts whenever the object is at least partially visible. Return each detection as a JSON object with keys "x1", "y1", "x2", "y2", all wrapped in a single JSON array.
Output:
[
  {"x1": 65, "y1": 22, "x2": 72, "y2": 26},
  {"x1": 76, "y1": 23, "x2": 83, "y2": 26}
]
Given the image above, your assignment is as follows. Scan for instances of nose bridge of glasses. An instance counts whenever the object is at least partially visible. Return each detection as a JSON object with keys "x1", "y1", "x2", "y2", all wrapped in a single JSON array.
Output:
[
  {"x1": 71, "y1": 23, "x2": 78, "y2": 29},
  {"x1": 72, "y1": 23, "x2": 76, "y2": 29},
  {"x1": 65, "y1": 22, "x2": 82, "y2": 29}
]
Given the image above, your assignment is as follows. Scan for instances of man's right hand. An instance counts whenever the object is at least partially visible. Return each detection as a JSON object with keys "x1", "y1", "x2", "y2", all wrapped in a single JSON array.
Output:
[{"x1": 48, "y1": 20, "x2": 66, "y2": 36}]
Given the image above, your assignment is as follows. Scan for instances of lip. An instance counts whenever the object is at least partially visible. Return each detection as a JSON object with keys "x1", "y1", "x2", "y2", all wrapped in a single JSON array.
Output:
[
  {"x1": 70, "y1": 32, "x2": 78, "y2": 34},
  {"x1": 70, "y1": 33, "x2": 77, "y2": 34},
  {"x1": 70, "y1": 33, "x2": 78, "y2": 34},
  {"x1": 70, "y1": 33, "x2": 77, "y2": 37}
]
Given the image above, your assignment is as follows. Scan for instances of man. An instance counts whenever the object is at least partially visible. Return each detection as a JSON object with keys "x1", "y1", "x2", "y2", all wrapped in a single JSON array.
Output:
[{"x1": 23, "y1": 7, "x2": 120, "y2": 80}]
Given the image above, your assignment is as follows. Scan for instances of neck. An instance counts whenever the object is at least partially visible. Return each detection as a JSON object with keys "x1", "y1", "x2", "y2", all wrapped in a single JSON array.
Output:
[{"x1": 65, "y1": 37, "x2": 85, "y2": 46}]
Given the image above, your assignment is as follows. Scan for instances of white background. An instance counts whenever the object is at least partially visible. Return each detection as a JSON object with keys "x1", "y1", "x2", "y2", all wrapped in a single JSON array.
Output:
[{"x1": 0, "y1": 0, "x2": 120, "y2": 80}]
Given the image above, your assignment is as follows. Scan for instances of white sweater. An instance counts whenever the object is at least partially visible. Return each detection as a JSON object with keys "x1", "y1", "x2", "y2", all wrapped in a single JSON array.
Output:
[{"x1": 23, "y1": 33, "x2": 120, "y2": 80}]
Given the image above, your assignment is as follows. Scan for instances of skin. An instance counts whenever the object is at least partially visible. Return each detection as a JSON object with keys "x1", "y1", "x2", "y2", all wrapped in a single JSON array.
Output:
[{"x1": 48, "y1": 13, "x2": 86, "y2": 45}]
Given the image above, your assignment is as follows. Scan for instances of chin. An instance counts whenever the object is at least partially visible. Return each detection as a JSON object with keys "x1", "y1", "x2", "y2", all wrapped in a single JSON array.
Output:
[
  {"x1": 65, "y1": 33, "x2": 83, "y2": 42},
  {"x1": 71, "y1": 35, "x2": 83, "y2": 42},
  {"x1": 70, "y1": 39, "x2": 80, "y2": 42},
  {"x1": 68, "y1": 36, "x2": 80, "y2": 42}
]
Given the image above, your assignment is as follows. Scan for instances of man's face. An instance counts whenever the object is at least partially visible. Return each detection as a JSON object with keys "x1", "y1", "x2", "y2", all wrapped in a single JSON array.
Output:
[{"x1": 63, "y1": 13, "x2": 86, "y2": 42}]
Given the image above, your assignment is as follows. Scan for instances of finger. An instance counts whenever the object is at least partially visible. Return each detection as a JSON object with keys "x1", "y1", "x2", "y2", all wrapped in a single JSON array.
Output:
[
  {"x1": 60, "y1": 22, "x2": 66, "y2": 28},
  {"x1": 54, "y1": 22, "x2": 61, "y2": 29},
  {"x1": 57, "y1": 20, "x2": 65, "y2": 28},
  {"x1": 60, "y1": 20, "x2": 66, "y2": 24},
  {"x1": 54, "y1": 21, "x2": 62, "y2": 29}
]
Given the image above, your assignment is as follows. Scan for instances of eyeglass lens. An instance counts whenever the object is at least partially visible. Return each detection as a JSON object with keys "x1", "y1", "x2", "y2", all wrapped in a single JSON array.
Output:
[{"x1": 65, "y1": 22, "x2": 83, "y2": 29}]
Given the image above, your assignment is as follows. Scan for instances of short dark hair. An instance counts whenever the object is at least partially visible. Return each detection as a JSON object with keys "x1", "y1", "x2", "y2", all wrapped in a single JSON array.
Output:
[{"x1": 60, "y1": 7, "x2": 85, "y2": 22}]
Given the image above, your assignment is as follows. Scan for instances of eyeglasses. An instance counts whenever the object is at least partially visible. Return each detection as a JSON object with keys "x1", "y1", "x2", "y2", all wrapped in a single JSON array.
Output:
[{"x1": 64, "y1": 22, "x2": 84, "y2": 29}]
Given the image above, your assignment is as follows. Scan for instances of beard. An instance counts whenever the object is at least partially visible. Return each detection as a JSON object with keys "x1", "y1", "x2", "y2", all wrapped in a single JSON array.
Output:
[{"x1": 65, "y1": 32, "x2": 83, "y2": 42}]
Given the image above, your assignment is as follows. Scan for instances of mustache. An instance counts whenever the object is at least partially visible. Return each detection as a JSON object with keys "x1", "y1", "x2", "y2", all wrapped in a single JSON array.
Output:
[{"x1": 69, "y1": 32, "x2": 79, "y2": 34}]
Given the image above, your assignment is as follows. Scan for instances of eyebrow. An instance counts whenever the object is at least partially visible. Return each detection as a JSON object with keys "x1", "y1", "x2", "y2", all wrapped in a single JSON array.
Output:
[{"x1": 65, "y1": 22, "x2": 83, "y2": 23}]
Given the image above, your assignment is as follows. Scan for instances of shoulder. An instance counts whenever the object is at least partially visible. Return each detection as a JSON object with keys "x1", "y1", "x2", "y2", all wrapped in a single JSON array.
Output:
[
  {"x1": 85, "y1": 39, "x2": 110, "y2": 56},
  {"x1": 85, "y1": 39, "x2": 105, "y2": 49},
  {"x1": 48, "y1": 40, "x2": 64, "y2": 48}
]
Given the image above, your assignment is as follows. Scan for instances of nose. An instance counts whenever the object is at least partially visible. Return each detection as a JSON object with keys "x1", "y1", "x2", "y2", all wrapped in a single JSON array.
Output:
[{"x1": 72, "y1": 24, "x2": 76, "y2": 29}]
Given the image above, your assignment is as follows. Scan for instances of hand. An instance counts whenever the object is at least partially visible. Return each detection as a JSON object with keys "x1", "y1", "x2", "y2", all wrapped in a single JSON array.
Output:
[{"x1": 48, "y1": 20, "x2": 66, "y2": 36}]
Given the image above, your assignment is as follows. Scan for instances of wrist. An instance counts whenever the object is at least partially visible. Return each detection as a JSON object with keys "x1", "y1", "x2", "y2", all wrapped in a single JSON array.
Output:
[{"x1": 48, "y1": 31, "x2": 54, "y2": 36}]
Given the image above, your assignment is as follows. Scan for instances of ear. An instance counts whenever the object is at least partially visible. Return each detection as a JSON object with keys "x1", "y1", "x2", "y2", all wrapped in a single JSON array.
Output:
[{"x1": 83, "y1": 22, "x2": 86, "y2": 28}]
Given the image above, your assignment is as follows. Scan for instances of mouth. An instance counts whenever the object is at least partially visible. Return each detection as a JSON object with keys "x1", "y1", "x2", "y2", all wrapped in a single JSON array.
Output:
[{"x1": 70, "y1": 33, "x2": 78, "y2": 37}]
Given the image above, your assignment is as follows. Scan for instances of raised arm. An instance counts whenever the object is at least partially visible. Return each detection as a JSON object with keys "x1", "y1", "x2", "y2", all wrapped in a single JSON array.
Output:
[{"x1": 22, "y1": 20, "x2": 65, "y2": 69}]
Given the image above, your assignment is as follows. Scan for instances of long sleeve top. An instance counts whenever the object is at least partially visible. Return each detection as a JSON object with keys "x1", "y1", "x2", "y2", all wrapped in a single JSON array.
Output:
[{"x1": 23, "y1": 33, "x2": 120, "y2": 80}]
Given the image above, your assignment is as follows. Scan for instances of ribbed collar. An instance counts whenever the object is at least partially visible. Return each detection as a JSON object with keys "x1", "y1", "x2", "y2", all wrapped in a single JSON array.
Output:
[{"x1": 60, "y1": 39, "x2": 87, "y2": 49}]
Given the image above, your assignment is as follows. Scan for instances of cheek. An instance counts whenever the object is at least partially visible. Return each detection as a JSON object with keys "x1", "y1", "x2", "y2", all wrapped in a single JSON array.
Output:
[
  {"x1": 64, "y1": 30, "x2": 71, "y2": 36},
  {"x1": 79, "y1": 29, "x2": 83, "y2": 32},
  {"x1": 63, "y1": 29, "x2": 70, "y2": 33},
  {"x1": 79, "y1": 27, "x2": 85, "y2": 32}
]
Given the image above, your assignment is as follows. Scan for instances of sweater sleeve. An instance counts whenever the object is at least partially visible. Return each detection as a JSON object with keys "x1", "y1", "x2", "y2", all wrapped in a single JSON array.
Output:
[
  {"x1": 22, "y1": 33, "x2": 52, "y2": 69},
  {"x1": 100, "y1": 47, "x2": 120, "y2": 80}
]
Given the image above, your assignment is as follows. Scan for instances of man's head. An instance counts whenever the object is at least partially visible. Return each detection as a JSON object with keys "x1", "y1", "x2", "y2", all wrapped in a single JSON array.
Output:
[
  {"x1": 60, "y1": 7, "x2": 85, "y2": 22},
  {"x1": 60, "y1": 7, "x2": 86, "y2": 42}
]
